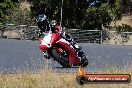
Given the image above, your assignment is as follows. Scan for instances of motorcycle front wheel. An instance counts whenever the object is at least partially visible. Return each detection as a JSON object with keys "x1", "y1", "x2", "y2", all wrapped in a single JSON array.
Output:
[
  {"x1": 51, "y1": 48, "x2": 71, "y2": 68},
  {"x1": 81, "y1": 56, "x2": 88, "y2": 67}
]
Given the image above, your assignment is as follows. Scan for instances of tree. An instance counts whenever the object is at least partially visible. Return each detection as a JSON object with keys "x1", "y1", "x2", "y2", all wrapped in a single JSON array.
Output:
[
  {"x1": 29, "y1": 0, "x2": 122, "y2": 29},
  {"x1": 121, "y1": 0, "x2": 132, "y2": 14},
  {"x1": 0, "y1": 0, "x2": 14, "y2": 24},
  {"x1": 29, "y1": 0, "x2": 89, "y2": 28},
  {"x1": 82, "y1": 4, "x2": 112, "y2": 30},
  {"x1": 62, "y1": 0, "x2": 88, "y2": 28},
  {"x1": 82, "y1": 0, "x2": 122, "y2": 30},
  {"x1": 0, "y1": 0, "x2": 21, "y2": 24},
  {"x1": 6, "y1": 6, "x2": 34, "y2": 25}
]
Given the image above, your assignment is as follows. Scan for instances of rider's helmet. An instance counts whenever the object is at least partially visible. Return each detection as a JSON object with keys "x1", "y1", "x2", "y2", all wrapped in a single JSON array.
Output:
[{"x1": 36, "y1": 14, "x2": 49, "y2": 32}]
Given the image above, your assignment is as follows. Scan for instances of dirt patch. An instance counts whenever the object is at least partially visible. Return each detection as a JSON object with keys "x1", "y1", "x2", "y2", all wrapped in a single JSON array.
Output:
[
  {"x1": 104, "y1": 34, "x2": 132, "y2": 45},
  {"x1": 20, "y1": 1, "x2": 31, "y2": 11},
  {"x1": 3, "y1": 31, "x2": 21, "y2": 39},
  {"x1": 126, "y1": 35, "x2": 132, "y2": 45},
  {"x1": 111, "y1": 15, "x2": 132, "y2": 27}
]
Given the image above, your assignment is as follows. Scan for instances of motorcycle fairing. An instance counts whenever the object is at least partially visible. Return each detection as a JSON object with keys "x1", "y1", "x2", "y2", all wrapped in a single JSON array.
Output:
[
  {"x1": 39, "y1": 31, "x2": 80, "y2": 65},
  {"x1": 41, "y1": 32, "x2": 52, "y2": 47},
  {"x1": 50, "y1": 33, "x2": 61, "y2": 45}
]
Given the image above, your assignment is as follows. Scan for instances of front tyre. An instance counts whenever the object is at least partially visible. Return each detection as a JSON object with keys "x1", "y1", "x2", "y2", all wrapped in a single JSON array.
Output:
[
  {"x1": 78, "y1": 51, "x2": 88, "y2": 67},
  {"x1": 52, "y1": 48, "x2": 71, "y2": 68},
  {"x1": 81, "y1": 56, "x2": 88, "y2": 67}
]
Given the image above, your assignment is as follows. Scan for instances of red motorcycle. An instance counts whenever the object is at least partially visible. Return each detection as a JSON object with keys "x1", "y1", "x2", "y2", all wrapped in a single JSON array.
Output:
[
  {"x1": 39, "y1": 26, "x2": 88, "y2": 68},
  {"x1": 36, "y1": 14, "x2": 88, "y2": 67}
]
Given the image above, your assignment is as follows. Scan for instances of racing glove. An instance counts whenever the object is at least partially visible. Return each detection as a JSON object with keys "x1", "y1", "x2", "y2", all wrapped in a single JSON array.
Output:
[{"x1": 43, "y1": 51, "x2": 50, "y2": 59}]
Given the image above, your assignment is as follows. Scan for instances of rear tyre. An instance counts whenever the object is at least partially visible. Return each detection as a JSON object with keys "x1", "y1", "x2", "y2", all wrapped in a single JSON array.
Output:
[{"x1": 52, "y1": 48, "x2": 71, "y2": 68}]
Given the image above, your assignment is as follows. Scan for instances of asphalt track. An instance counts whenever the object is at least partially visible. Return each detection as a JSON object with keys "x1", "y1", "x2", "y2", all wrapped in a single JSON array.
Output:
[{"x1": 0, "y1": 39, "x2": 132, "y2": 73}]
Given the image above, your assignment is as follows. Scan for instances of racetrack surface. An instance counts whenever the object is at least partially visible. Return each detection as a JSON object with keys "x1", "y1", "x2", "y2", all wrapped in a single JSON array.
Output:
[{"x1": 0, "y1": 39, "x2": 132, "y2": 73}]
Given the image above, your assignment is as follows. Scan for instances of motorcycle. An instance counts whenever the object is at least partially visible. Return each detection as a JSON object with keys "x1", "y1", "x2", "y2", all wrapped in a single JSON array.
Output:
[{"x1": 39, "y1": 26, "x2": 88, "y2": 68}]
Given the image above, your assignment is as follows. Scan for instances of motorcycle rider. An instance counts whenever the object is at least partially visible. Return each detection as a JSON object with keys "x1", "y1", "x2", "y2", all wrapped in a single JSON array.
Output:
[{"x1": 36, "y1": 14, "x2": 83, "y2": 59}]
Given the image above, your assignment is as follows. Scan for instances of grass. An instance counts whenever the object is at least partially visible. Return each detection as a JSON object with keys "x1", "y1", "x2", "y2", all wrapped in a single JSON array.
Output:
[{"x1": 0, "y1": 68, "x2": 131, "y2": 88}]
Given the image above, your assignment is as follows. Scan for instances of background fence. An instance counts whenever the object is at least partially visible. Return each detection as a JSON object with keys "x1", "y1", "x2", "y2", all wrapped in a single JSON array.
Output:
[
  {"x1": 0, "y1": 24, "x2": 39, "y2": 40},
  {"x1": 66, "y1": 29, "x2": 109, "y2": 44},
  {"x1": 0, "y1": 24, "x2": 132, "y2": 44},
  {"x1": 66, "y1": 29, "x2": 132, "y2": 44}
]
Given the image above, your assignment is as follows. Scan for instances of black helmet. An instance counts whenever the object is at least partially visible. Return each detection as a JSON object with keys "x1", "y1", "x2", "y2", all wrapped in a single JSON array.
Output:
[{"x1": 36, "y1": 14, "x2": 49, "y2": 31}]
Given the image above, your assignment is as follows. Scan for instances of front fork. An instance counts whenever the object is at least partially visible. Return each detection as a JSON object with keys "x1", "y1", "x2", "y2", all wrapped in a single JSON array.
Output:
[{"x1": 76, "y1": 49, "x2": 86, "y2": 63}]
